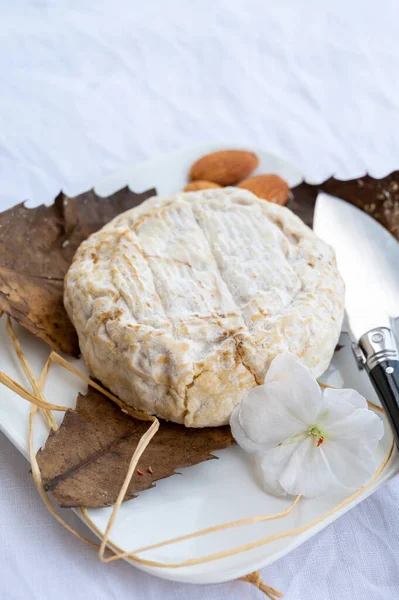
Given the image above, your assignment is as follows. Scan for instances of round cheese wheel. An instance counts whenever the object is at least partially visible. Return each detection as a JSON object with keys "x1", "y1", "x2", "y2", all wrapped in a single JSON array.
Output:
[{"x1": 64, "y1": 188, "x2": 344, "y2": 427}]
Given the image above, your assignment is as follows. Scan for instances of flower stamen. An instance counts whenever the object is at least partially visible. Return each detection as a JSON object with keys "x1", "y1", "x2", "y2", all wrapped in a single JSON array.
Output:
[{"x1": 308, "y1": 425, "x2": 324, "y2": 447}]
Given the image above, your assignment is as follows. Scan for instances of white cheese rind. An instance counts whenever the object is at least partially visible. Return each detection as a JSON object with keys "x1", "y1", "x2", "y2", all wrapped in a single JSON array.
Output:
[{"x1": 64, "y1": 188, "x2": 344, "y2": 427}]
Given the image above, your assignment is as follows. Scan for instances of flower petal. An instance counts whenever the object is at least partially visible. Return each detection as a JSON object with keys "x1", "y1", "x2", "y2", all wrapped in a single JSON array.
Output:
[
  {"x1": 328, "y1": 409, "x2": 384, "y2": 446},
  {"x1": 315, "y1": 388, "x2": 384, "y2": 490},
  {"x1": 318, "y1": 388, "x2": 384, "y2": 447},
  {"x1": 238, "y1": 381, "x2": 308, "y2": 449},
  {"x1": 259, "y1": 435, "x2": 332, "y2": 498},
  {"x1": 230, "y1": 403, "x2": 266, "y2": 453},
  {"x1": 278, "y1": 436, "x2": 332, "y2": 497},
  {"x1": 325, "y1": 386, "x2": 367, "y2": 410},
  {"x1": 258, "y1": 436, "x2": 306, "y2": 496},
  {"x1": 322, "y1": 438, "x2": 377, "y2": 489},
  {"x1": 317, "y1": 387, "x2": 367, "y2": 429},
  {"x1": 265, "y1": 352, "x2": 322, "y2": 424},
  {"x1": 333, "y1": 388, "x2": 368, "y2": 410}
]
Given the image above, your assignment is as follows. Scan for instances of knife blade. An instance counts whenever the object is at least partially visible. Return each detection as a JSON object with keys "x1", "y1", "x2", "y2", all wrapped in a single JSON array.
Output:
[{"x1": 314, "y1": 192, "x2": 399, "y2": 446}]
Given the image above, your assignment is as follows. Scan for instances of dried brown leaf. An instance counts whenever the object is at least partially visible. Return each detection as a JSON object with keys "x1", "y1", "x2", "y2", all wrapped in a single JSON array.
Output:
[
  {"x1": 289, "y1": 173, "x2": 399, "y2": 238},
  {"x1": 36, "y1": 388, "x2": 235, "y2": 508},
  {"x1": 319, "y1": 174, "x2": 399, "y2": 240},
  {"x1": 0, "y1": 187, "x2": 155, "y2": 355},
  {"x1": 286, "y1": 182, "x2": 319, "y2": 228}
]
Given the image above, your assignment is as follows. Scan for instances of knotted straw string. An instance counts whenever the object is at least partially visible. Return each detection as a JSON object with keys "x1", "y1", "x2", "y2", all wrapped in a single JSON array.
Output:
[
  {"x1": 98, "y1": 417, "x2": 160, "y2": 560},
  {"x1": 2, "y1": 320, "x2": 154, "y2": 559},
  {"x1": 87, "y1": 383, "x2": 391, "y2": 570},
  {"x1": 83, "y1": 434, "x2": 393, "y2": 570},
  {"x1": 0, "y1": 314, "x2": 113, "y2": 554},
  {"x1": 3, "y1": 325, "x2": 288, "y2": 595},
  {"x1": 6, "y1": 317, "x2": 57, "y2": 430},
  {"x1": 0, "y1": 313, "x2": 394, "y2": 597},
  {"x1": 0, "y1": 368, "x2": 69, "y2": 412},
  {"x1": 49, "y1": 351, "x2": 153, "y2": 422},
  {"x1": 29, "y1": 402, "x2": 104, "y2": 551},
  {"x1": 239, "y1": 571, "x2": 283, "y2": 600},
  {"x1": 24, "y1": 348, "x2": 114, "y2": 555},
  {"x1": 95, "y1": 496, "x2": 301, "y2": 564}
]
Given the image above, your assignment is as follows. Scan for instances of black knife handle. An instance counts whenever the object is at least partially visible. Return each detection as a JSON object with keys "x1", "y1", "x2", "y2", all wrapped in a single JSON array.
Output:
[
  {"x1": 368, "y1": 360, "x2": 399, "y2": 447},
  {"x1": 358, "y1": 327, "x2": 399, "y2": 447}
]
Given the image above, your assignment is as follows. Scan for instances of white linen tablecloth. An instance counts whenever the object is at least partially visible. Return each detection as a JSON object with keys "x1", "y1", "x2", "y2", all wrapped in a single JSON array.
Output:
[{"x1": 0, "y1": 1, "x2": 398, "y2": 598}]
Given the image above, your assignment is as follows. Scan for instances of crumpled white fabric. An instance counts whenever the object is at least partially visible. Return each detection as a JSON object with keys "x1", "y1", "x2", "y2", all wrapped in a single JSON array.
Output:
[{"x1": 0, "y1": 1, "x2": 399, "y2": 599}]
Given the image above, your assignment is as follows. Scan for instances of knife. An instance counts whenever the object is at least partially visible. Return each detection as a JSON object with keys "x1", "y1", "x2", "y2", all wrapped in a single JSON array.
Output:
[{"x1": 314, "y1": 192, "x2": 399, "y2": 446}]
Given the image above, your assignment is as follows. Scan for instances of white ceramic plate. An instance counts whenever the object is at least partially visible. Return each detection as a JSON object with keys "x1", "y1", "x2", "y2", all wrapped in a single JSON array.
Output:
[{"x1": 0, "y1": 143, "x2": 397, "y2": 585}]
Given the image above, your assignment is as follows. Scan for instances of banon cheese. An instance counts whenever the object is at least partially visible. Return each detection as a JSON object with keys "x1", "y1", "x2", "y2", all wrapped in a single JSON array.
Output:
[{"x1": 64, "y1": 188, "x2": 344, "y2": 427}]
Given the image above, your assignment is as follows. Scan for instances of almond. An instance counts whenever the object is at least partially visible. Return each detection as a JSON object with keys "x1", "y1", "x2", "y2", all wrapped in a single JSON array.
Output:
[
  {"x1": 237, "y1": 174, "x2": 290, "y2": 205},
  {"x1": 184, "y1": 180, "x2": 222, "y2": 192},
  {"x1": 189, "y1": 150, "x2": 259, "y2": 186}
]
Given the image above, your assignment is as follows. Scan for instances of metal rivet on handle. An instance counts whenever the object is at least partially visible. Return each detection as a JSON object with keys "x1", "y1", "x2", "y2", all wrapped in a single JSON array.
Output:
[
  {"x1": 372, "y1": 332, "x2": 384, "y2": 343},
  {"x1": 386, "y1": 366, "x2": 394, "y2": 374}
]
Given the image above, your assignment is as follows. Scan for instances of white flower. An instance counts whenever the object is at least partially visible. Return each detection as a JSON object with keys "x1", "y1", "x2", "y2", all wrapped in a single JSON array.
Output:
[{"x1": 230, "y1": 352, "x2": 384, "y2": 498}]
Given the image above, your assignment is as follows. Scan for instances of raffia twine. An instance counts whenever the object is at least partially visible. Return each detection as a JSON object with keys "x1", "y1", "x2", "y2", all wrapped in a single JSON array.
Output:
[
  {"x1": 1, "y1": 314, "x2": 395, "y2": 597},
  {"x1": 5, "y1": 317, "x2": 57, "y2": 430},
  {"x1": 239, "y1": 571, "x2": 283, "y2": 599}
]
